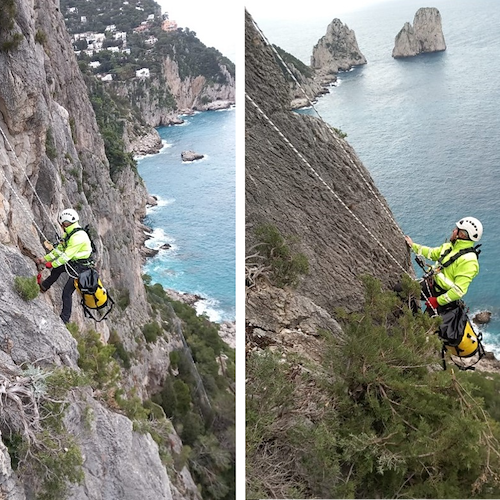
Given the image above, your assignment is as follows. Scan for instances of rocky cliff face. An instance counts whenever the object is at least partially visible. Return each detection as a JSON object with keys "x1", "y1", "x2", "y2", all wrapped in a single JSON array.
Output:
[
  {"x1": 393, "y1": 7, "x2": 446, "y2": 58},
  {"x1": 161, "y1": 55, "x2": 235, "y2": 115},
  {"x1": 0, "y1": 1, "x2": 199, "y2": 498},
  {"x1": 311, "y1": 18, "x2": 367, "y2": 80},
  {"x1": 246, "y1": 10, "x2": 411, "y2": 343}
]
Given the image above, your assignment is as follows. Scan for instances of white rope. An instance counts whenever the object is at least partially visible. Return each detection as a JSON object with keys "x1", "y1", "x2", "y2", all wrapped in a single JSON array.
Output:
[
  {"x1": 0, "y1": 125, "x2": 80, "y2": 278},
  {"x1": 247, "y1": 91, "x2": 441, "y2": 314},
  {"x1": 0, "y1": 126, "x2": 61, "y2": 238},
  {"x1": 250, "y1": 17, "x2": 405, "y2": 237},
  {"x1": 0, "y1": 167, "x2": 50, "y2": 242},
  {"x1": 246, "y1": 92, "x2": 409, "y2": 276}
]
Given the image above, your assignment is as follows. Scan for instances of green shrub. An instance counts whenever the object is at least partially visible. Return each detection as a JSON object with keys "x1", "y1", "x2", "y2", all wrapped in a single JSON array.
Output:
[
  {"x1": 70, "y1": 329, "x2": 120, "y2": 389},
  {"x1": 142, "y1": 321, "x2": 162, "y2": 343},
  {"x1": 109, "y1": 329, "x2": 131, "y2": 369},
  {"x1": 45, "y1": 128, "x2": 57, "y2": 159},
  {"x1": 247, "y1": 276, "x2": 500, "y2": 499},
  {"x1": 254, "y1": 224, "x2": 309, "y2": 288},
  {"x1": 169, "y1": 350, "x2": 180, "y2": 369},
  {"x1": 1, "y1": 33, "x2": 23, "y2": 52},
  {"x1": 4, "y1": 367, "x2": 86, "y2": 499},
  {"x1": 35, "y1": 30, "x2": 47, "y2": 45},
  {"x1": 115, "y1": 288, "x2": 130, "y2": 310},
  {"x1": 14, "y1": 276, "x2": 39, "y2": 301}
]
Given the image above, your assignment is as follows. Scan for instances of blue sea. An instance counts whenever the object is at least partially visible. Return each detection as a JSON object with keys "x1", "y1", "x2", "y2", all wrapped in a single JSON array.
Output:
[
  {"x1": 251, "y1": 0, "x2": 500, "y2": 354},
  {"x1": 137, "y1": 109, "x2": 235, "y2": 323}
]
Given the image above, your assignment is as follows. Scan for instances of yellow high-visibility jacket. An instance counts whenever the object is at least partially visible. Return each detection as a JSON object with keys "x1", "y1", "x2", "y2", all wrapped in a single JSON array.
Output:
[
  {"x1": 411, "y1": 239, "x2": 479, "y2": 305},
  {"x1": 44, "y1": 222, "x2": 92, "y2": 268}
]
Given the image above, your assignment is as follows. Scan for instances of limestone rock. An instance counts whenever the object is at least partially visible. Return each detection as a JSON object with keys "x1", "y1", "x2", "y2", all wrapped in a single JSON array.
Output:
[
  {"x1": 218, "y1": 321, "x2": 236, "y2": 349},
  {"x1": 0, "y1": 245, "x2": 79, "y2": 369},
  {"x1": 65, "y1": 392, "x2": 181, "y2": 500},
  {"x1": 206, "y1": 100, "x2": 233, "y2": 111},
  {"x1": 126, "y1": 127, "x2": 163, "y2": 156},
  {"x1": 311, "y1": 18, "x2": 367, "y2": 79},
  {"x1": 0, "y1": 429, "x2": 25, "y2": 500},
  {"x1": 181, "y1": 150, "x2": 204, "y2": 162},
  {"x1": 393, "y1": 7, "x2": 446, "y2": 58}
]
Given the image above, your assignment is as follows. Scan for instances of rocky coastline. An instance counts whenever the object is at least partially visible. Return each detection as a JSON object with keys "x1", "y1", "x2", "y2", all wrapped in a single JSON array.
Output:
[{"x1": 137, "y1": 148, "x2": 235, "y2": 350}]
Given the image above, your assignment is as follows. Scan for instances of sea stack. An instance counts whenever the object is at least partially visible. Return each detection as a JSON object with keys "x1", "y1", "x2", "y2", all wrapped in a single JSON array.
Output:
[
  {"x1": 392, "y1": 7, "x2": 446, "y2": 58},
  {"x1": 311, "y1": 18, "x2": 367, "y2": 81}
]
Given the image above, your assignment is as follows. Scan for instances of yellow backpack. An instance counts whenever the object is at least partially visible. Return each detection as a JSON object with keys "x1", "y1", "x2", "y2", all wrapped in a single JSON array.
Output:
[{"x1": 75, "y1": 269, "x2": 114, "y2": 322}]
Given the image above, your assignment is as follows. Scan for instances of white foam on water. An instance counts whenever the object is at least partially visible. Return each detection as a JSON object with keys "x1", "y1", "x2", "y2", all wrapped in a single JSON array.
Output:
[{"x1": 144, "y1": 227, "x2": 177, "y2": 251}]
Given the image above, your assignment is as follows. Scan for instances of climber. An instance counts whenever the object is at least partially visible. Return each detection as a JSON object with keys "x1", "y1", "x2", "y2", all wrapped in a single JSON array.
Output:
[
  {"x1": 35, "y1": 208, "x2": 93, "y2": 324},
  {"x1": 405, "y1": 216, "x2": 482, "y2": 314}
]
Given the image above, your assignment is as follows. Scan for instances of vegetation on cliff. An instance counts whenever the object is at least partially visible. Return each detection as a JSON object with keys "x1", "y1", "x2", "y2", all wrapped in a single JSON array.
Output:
[
  {"x1": 247, "y1": 276, "x2": 500, "y2": 499},
  {"x1": 144, "y1": 278, "x2": 236, "y2": 500}
]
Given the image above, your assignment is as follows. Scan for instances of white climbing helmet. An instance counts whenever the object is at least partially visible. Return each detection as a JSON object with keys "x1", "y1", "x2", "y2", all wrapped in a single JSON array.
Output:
[
  {"x1": 58, "y1": 208, "x2": 79, "y2": 225},
  {"x1": 456, "y1": 217, "x2": 483, "y2": 242}
]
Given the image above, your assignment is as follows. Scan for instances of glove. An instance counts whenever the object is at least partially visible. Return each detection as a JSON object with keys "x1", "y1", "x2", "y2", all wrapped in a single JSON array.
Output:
[
  {"x1": 45, "y1": 262, "x2": 53, "y2": 269},
  {"x1": 425, "y1": 296, "x2": 439, "y2": 310}
]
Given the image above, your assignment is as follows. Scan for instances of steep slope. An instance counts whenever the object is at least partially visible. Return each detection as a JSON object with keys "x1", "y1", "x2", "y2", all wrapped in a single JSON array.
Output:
[
  {"x1": 0, "y1": 1, "x2": 206, "y2": 498},
  {"x1": 246, "y1": 10, "x2": 411, "y2": 333}
]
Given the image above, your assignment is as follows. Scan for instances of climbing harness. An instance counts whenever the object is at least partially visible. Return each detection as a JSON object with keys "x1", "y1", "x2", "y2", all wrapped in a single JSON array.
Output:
[
  {"x1": 437, "y1": 244, "x2": 481, "y2": 269},
  {"x1": 63, "y1": 225, "x2": 97, "y2": 256}
]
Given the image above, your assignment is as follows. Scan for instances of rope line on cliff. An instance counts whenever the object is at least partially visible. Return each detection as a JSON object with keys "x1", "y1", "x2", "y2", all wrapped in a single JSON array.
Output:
[
  {"x1": 246, "y1": 92, "x2": 409, "y2": 277},
  {"x1": 0, "y1": 126, "x2": 61, "y2": 238},
  {"x1": 0, "y1": 126, "x2": 82, "y2": 278},
  {"x1": 0, "y1": 163, "x2": 50, "y2": 243},
  {"x1": 250, "y1": 17, "x2": 405, "y2": 238}
]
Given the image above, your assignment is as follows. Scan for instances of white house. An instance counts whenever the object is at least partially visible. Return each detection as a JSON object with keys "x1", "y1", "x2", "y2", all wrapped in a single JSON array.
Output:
[
  {"x1": 147, "y1": 14, "x2": 155, "y2": 21},
  {"x1": 105, "y1": 25, "x2": 117, "y2": 32},
  {"x1": 135, "y1": 68, "x2": 150, "y2": 78},
  {"x1": 81, "y1": 16, "x2": 87, "y2": 23},
  {"x1": 145, "y1": 36, "x2": 158, "y2": 46},
  {"x1": 101, "y1": 74, "x2": 113, "y2": 82},
  {"x1": 89, "y1": 61, "x2": 101, "y2": 69}
]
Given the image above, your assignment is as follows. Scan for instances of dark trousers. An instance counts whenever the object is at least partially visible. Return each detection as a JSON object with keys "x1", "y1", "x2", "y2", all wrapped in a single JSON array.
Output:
[{"x1": 41, "y1": 263, "x2": 87, "y2": 323}]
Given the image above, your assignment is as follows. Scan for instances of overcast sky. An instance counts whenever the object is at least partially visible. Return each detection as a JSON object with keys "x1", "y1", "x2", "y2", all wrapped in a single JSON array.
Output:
[
  {"x1": 245, "y1": 0, "x2": 392, "y2": 20},
  {"x1": 155, "y1": 1, "x2": 242, "y2": 62},
  {"x1": 153, "y1": 1, "x2": 396, "y2": 63}
]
